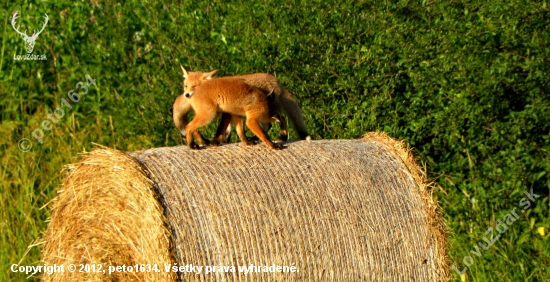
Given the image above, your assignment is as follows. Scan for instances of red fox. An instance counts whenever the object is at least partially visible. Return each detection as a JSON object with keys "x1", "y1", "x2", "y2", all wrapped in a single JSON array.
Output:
[
  {"x1": 184, "y1": 77, "x2": 283, "y2": 150},
  {"x1": 173, "y1": 66, "x2": 311, "y2": 144},
  {"x1": 173, "y1": 93, "x2": 280, "y2": 146},
  {"x1": 173, "y1": 86, "x2": 280, "y2": 146}
]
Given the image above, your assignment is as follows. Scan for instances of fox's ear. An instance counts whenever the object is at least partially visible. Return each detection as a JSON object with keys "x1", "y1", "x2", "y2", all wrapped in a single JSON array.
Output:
[
  {"x1": 204, "y1": 70, "x2": 218, "y2": 80},
  {"x1": 180, "y1": 65, "x2": 188, "y2": 78}
]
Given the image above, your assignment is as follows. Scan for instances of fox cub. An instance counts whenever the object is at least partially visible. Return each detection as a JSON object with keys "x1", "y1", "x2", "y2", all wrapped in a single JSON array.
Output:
[
  {"x1": 184, "y1": 77, "x2": 283, "y2": 150},
  {"x1": 173, "y1": 66, "x2": 310, "y2": 144}
]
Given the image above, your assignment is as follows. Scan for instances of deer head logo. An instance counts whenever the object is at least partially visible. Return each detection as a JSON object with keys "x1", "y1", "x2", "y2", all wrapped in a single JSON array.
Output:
[{"x1": 11, "y1": 11, "x2": 49, "y2": 54}]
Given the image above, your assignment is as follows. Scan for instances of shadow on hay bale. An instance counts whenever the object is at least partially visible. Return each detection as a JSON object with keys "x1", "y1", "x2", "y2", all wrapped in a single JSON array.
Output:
[{"x1": 41, "y1": 132, "x2": 448, "y2": 281}]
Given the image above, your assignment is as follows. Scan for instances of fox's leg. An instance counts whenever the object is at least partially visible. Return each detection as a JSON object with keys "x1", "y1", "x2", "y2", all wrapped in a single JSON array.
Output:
[
  {"x1": 255, "y1": 115, "x2": 287, "y2": 142},
  {"x1": 274, "y1": 114, "x2": 288, "y2": 142},
  {"x1": 223, "y1": 123, "x2": 232, "y2": 143},
  {"x1": 211, "y1": 113, "x2": 233, "y2": 146},
  {"x1": 193, "y1": 131, "x2": 209, "y2": 146},
  {"x1": 233, "y1": 115, "x2": 255, "y2": 146},
  {"x1": 246, "y1": 114, "x2": 283, "y2": 150},
  {"x1": 247, "y1": 122, "x2": 270, "y2": 142},
  {"x1": 173, "y1": 96, "x2": 209, "y2": 145},
  {"x1": 186, "y1": 110, "x2": 218, "y2": 150}
]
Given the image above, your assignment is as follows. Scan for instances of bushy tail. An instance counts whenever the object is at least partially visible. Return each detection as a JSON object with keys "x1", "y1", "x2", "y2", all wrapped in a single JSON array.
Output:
[
  {"x1": 172, "y1": 95, "x2": 192, "y2": 136},
  {"x1": 279, "y1": 85, "x2": 311, "y2": 140}
]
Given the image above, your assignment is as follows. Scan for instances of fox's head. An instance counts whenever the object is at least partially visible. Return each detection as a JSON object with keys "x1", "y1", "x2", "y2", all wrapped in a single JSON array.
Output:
[{"x1": 180, "y1": 65, "x2": 218, "y2": 98}]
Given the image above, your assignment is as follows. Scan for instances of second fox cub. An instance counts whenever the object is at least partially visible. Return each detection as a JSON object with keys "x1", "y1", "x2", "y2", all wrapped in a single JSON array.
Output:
[
  {"x1": 184, "y1": 77, "x2": 283, "y2": 150},
  {"x1": 173, "y1": 66, "x2": 311, "y2": 143}
]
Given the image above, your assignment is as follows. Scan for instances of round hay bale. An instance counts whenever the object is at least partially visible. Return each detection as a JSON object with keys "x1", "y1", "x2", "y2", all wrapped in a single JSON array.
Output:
[
  {"x1": 42, "y1": 133, "x2": 448, "y2": 281},
  {"x1": 41, "y1": 148, "x2": 176, "y2": 281}
]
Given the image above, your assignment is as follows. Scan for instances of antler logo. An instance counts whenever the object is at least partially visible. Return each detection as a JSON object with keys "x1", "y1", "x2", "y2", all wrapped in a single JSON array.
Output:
[{"x1": 11, "y1": 11, "x2": 48, "y2": 54}]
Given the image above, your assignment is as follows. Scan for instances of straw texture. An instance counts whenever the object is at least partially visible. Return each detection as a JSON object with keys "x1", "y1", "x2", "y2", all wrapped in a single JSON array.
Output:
[
  {"x1": 130, "y1": 134, "x2": 448, "y2": 281},
  {"x1": 41, "y1": 148, "x2": 176, "y2": 281},
  {"x1": 41, "y1": 133, "x2": 448, "y2": 281}
]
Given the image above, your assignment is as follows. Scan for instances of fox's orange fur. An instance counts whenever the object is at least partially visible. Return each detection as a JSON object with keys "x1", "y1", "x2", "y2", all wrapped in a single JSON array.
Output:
[
  {"x1": 184, "y1": 77, "x2": 283, "y2": 150},
  {"x1": 173, "y1": 66, "x2": 310, "y2": 144}
]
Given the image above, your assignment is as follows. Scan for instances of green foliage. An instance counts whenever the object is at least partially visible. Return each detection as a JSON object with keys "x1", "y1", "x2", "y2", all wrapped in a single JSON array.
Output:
[{"x1": 1, "y1": 0, "x2": 549, "y2": 281}]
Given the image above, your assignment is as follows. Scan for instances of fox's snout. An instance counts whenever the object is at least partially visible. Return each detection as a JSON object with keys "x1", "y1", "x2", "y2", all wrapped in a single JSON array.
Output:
[{"x1": 184, "y1": 91, "x2": 194, "y2": 98}]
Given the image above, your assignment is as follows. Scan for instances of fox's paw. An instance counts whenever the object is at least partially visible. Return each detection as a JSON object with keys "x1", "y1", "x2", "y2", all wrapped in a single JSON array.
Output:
[
  {"x1": 271, "y1": 143, "x2": 284, "y2": 150},
  {"x1": 189, "y1": 143, "x2": 200, "y2": 150},
  {"x1": 209, "y1": 140, "x2": 222, "y2": 147},
  {"x1": 198, "y1": 139, "x2": 210, "y2": 146},
  {"x1": 242, "y1": 140, "x2": 257, "y2": 147},
  {"x1": 247, "y1": 136, "x2": 260, "y2": 142}
]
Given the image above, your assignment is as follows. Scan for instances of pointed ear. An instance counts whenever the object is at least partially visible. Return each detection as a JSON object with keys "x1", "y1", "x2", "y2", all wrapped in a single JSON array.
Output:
[
  {"x1": 180, "y1": 65, "x2": 188, "y2": 78},
  {"x1": 203, "y1": 70, "x2": 218, "y2": 80}
]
